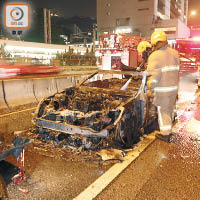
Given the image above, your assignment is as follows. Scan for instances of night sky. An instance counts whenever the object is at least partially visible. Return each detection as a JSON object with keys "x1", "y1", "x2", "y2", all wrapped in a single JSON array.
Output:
[
  {"x1": 31, "y1": 0, "x2": 96, "y2": 18},
  {"x1": 189, "y1": 0, "x2": 200, "y2": 10},
  {"x1": 0, "y1": 0, "x2": 96, "y2": 18},
  {"x1": 189, "y1": 0, "x2": 200, "y2": 26}
]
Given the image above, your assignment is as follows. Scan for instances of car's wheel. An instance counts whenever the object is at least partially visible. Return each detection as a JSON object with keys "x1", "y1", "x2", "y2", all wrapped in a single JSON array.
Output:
[
  {"x1": 114, "y1": 113, "x2": 140, "y2": 148},
  {"x1": 144, "y1": 117, "x2": 159, "y2": 134}
]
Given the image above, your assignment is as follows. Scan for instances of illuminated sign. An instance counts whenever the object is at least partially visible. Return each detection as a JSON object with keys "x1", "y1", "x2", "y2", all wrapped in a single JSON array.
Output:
[
  {"x1": 155, "y1": 27, "x2": 176, "y2": 32},
  {"x1": 115, "y1": 27, "x2": 132, "y2": 34},
  {"x1": 4, "y1": 4, "x2": 30, "y2": 29}
]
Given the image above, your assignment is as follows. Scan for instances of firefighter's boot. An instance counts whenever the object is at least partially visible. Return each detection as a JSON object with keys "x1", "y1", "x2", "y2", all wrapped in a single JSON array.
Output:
[{"x1": 156, "y1": 133, "x2": 173, "y2": 143}]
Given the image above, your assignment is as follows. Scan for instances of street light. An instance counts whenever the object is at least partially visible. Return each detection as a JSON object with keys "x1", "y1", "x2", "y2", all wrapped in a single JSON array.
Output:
[{"x1": 191, "y1": 11, "x2": 197, "y2": 16}]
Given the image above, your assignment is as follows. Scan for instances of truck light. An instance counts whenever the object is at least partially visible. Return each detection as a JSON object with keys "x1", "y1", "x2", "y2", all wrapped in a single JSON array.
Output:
[{"x1": 192, "y1": 37, "x2": 200, "y2": 41}]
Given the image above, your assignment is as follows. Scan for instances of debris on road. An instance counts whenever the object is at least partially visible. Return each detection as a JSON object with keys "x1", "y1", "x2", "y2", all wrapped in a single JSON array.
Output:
[
  {"x1": 0, "y1": 137, "x2": 30, "y2": 199},
  {"x1": 14, "y1": 131, "x2": 25, "y2": 136},
  {"x1": 32, "y1": 127, "x2": 109, "y2": 151},
  {"x1": 0, "y1": 174, "x2": 8, "y2": 200},
  {"x1": 18, "y1": 187, "x2": 30, "y2": 194},
  {"x1": 0, "y1": 137, "x2": 30, "y2": 162},
  {"x1": 96, "y1": 149, "x2": 125, "y2": 161}
]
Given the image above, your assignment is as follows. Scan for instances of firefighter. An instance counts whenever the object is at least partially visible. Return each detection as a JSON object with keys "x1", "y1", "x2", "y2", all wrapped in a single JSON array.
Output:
[
  {"x1": 147, "y1": 30, "x2": 179, "y2": 142},
  {"x1": 137, "y1": 41, "x2": 152, "y2": 71}
]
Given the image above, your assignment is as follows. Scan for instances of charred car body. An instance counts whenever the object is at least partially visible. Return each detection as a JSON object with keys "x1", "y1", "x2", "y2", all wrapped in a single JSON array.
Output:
[{"x1": 33, "y1": 71, "x2": 157, "y2": 148}]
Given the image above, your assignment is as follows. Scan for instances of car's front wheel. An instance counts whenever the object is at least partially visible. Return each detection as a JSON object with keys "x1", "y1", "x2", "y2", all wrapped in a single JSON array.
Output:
[{"x1": 114, "y1": 113, "x2": 140, "y2": 148}]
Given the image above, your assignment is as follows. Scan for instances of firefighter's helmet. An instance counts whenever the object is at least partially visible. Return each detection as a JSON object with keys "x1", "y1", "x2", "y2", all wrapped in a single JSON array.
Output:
[
  {"x1": 151, "y1": 30, "x2": 167, "y2": 45},
  {"x1": 137, "y1": 41, "x2": 151, "y2": 54}
]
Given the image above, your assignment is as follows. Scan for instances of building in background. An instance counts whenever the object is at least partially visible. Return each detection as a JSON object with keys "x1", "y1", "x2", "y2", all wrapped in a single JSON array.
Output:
[
  {"x1": 59, "y1": 16, "x2": 97, "y2": 46},
  {"x1": 0, "y1": 39, "x2": 89, "y2": 62},
  {"x1": 190, "y1": 25, "x2": 200, "y2": 38},
  {"x1": 97, "y1": 0, "x2": 190, "y2": 39}
]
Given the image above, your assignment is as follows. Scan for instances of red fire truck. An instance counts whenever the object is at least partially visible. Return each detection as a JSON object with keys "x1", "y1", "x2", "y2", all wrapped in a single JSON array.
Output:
[
  {"x1": 173, "y1": 38, "x2": 200, "y2": 73},
  {"x1": 97, "y1": 34, "x2": 143, "y2": 70},
  {"x1": 97, "y1": 34, "x2": 200, "y2": 76}
]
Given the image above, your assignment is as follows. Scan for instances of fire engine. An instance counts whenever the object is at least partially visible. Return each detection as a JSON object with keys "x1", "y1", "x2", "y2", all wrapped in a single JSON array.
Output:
[
  {"x1": 96, "y1": 34, "x2": 200, "y2": 78},
  {"x1": 97, "y1": 34, "x2": 143, "y2": 70},
  {"x1": 173, "y1": 38, "x2": 200, "y2": 73}
]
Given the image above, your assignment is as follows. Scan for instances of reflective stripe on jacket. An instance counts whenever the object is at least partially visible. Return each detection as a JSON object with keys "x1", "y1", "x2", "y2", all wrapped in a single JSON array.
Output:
[
  {"x1": 161, "y1": 65, "x2": 179, "y2": 72},
  {"x1": 154, "y1": 85, "x2": 178, "y2": 93}
]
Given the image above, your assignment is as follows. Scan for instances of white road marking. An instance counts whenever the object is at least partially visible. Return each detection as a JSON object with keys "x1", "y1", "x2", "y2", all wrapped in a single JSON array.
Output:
[
  {"x1": 73, "y1": 133, "x2": 156, "y2": 200},
  {"x1": 0, "y1": 107, "x2": 36, "y2": 118}
]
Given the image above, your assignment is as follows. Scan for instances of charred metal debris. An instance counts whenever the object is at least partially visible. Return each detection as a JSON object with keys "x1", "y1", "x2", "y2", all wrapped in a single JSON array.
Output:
[{"x1": 32, "y1": 71, "x2": 158, "y2": 150}]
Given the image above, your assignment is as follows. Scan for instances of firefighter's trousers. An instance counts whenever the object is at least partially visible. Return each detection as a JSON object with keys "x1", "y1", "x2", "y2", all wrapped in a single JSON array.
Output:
[{"x1": 156, "y1": 94, "x2": 177, "y2": 135}]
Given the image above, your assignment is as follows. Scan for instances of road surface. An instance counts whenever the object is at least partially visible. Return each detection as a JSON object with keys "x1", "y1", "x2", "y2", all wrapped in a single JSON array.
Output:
[{"x1": 0, "y1": 72, "x2": 199, "y2": 200}]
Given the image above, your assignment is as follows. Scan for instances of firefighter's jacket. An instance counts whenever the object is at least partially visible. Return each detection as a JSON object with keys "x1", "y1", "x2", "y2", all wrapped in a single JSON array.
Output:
[{"x1": 147, "y1": 45, "x2": 179, "y2": 106}]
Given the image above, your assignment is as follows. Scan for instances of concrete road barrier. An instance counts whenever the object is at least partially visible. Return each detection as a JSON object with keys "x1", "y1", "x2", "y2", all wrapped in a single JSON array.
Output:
[
  {"x1": 0, "y1": 73, "x2": 93, "y2": 110},
  {"x1": 74, "y1": 75, "x2": 90, "y2": 85},
  {"x1": 32, "y1": 78, "x2": 58, "y2": 101},
  {"x1": 3, "y1": 79, "x2": 36, "y2": 108},
  {"x1": 56, "y1": 76, "x2": 74, "y2": 92}
]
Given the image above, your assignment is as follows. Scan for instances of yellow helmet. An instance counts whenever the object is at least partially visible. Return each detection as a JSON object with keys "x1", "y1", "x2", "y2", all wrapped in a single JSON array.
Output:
[
  {"x1": 137, "y1": 41, "x2": 151, "y2": 54},
  {"x1": 151, "y1": 30, "x2": 167, "y2": 45}
]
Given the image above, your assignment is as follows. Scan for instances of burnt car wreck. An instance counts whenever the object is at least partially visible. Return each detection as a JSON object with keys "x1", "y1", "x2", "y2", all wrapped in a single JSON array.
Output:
[{"x1": 33, "y1": 71, "x2": 157, "y2": 148}]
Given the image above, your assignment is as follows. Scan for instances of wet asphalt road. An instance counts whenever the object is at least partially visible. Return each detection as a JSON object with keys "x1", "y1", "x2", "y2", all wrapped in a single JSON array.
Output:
[
  {"x1": 96, "y1": 72, "x2": 200, "y2": 200},
  {"x1": 5, "y1": 153, "x2": 111, "y2": 200},
  {"x1": 0, "y1": 72, "x2": 200, "y2": 199},
  {"x1": 0, "y1": 108, "x2": 35, "y2": 145},
  {"x1": 96, "y1": 139, "x2": 200, "y2": 200}
]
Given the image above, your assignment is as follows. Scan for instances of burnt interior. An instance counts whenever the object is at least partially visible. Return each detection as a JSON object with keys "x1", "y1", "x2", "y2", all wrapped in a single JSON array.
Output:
[
  {"x1": 83, "y1": 76, "x2": 141, "y2": 91},
  {"x1": 36, "y1": 77, "x2": 142, "y2": 132}
]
